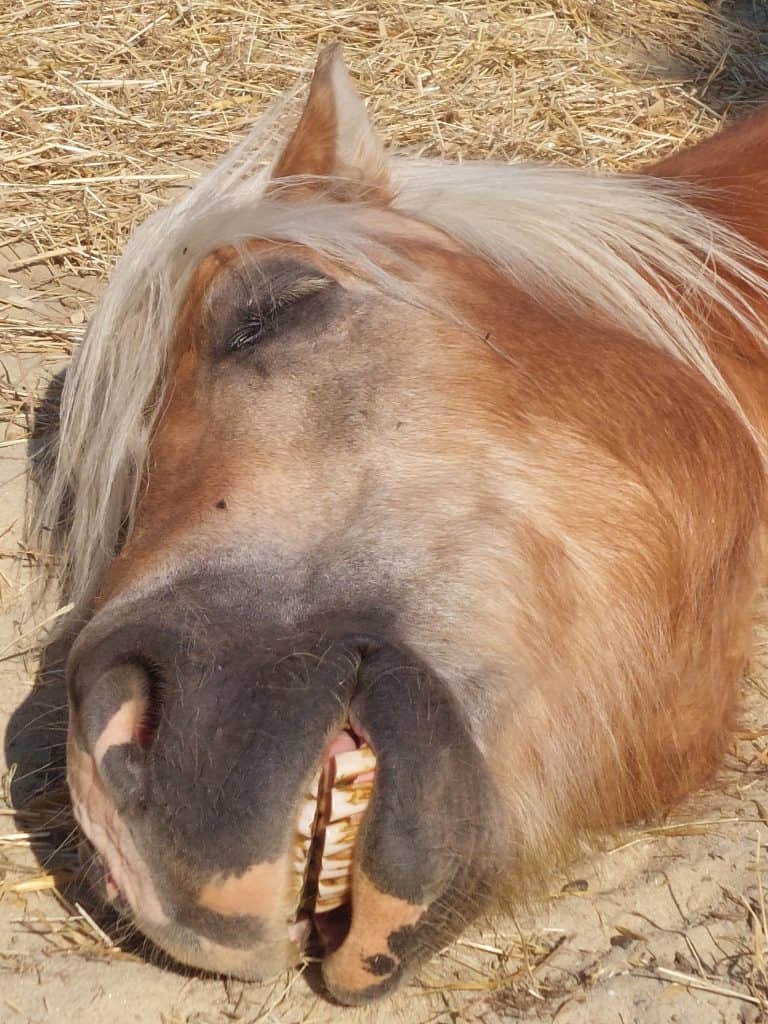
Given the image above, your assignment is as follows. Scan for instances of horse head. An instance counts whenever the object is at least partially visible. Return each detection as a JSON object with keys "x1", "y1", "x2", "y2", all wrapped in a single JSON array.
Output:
[{"x1": 47, "y1": 45, "x2": 768, "y2": 1004}]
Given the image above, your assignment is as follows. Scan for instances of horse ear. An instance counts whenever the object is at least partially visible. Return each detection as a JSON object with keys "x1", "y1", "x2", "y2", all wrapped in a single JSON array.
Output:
[{"x1": 271, "y1": 44, "x2": 391, "y2": 202}]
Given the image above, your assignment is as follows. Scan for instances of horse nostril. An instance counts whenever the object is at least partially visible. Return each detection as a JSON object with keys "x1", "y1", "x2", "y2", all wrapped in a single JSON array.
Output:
[
  {"x1": 133, "y1": 659, "x2": 165, "y2": 750},
  {"x1": 70, "y1": 658, "x2": 166, "y2": 809},
  {"x1": 72, "y1": 659, "x2": 165, "y2": 752}
]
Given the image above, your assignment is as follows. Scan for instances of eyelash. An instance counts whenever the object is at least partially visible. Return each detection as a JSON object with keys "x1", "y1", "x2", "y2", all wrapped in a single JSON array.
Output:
[
  {"x1": 227, "y1": 307, "x2": 277, "y2": 352},
  {"x1": 228, "y1": 315, "x2": 270, "y2": 352},
  {"x1": 224, "y1": 276, "x2": 332, "y2": 353}
]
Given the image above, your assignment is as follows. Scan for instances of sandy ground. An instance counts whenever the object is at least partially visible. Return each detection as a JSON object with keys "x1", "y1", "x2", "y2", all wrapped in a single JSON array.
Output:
[{"x1": 4, "y1": 259, "x2": 768, "y2": 1024}]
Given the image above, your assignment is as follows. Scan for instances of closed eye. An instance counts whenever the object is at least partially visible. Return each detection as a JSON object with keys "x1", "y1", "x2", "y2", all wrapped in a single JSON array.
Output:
[
  {"x1": 226, "y1": 274, "x2": 332, "y2": 353},
  {"x1": 227, "y1": 310, "x2": 273, "y2": 351}
]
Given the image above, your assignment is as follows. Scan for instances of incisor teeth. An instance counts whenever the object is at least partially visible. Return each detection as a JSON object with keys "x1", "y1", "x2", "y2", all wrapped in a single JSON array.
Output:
[
  {"x1": 332, "y1": 746, "x2": 377, "y2": 783},
  {"x1": 327, "y1": 782, "x2": 374, "y2": 821},
  {"x1": 295, "y1": 800, "x2": 318, "y2": 838},
  {"x1": 316, "y1": 873, "x2": 349, "y2": 911},
  {"x1": 293, "y1": 737, "x2": 376, "y2": 917},
  {"x1": 323, "y1": 817, "x2": 360, "y2": 854}
]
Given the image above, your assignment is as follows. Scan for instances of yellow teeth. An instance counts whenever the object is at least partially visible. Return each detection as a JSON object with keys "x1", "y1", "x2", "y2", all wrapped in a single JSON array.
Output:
[{"x1": 294, "y1": 742, "x2": 376, "y2": 916}]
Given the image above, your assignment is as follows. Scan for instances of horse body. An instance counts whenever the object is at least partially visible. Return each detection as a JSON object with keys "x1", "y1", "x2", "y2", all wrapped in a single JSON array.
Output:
[{"x1": 46, "y1": 47, "x2": 768, "y2": 1003}]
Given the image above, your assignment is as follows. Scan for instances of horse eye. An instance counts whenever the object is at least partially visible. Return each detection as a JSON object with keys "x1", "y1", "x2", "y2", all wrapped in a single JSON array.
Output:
[
  {"x1": 226, "y1": 311, "x2": 271, "y2": 352},
  {"x1": 222, "y1": 273, "x2": 332, "y2": 354}
]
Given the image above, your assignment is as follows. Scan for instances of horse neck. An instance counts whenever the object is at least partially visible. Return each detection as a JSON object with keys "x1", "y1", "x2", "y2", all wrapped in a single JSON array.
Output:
[
  {"x1": 648, "y1": 107, "x2": 768, "y2": 242},
  {"x1": 647, "y1": 107, "x2": 768, "y2": 439}
]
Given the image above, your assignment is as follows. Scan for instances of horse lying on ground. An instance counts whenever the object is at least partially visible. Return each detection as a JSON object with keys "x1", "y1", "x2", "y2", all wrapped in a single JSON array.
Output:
[{"x1": 38, "y1": 45, "x2": 768, "y2": 1004}]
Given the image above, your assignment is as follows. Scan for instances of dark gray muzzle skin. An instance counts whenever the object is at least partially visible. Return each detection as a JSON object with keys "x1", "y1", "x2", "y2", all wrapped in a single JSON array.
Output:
[{"x1": 66, "y1": 570, "x2": 506, "y2": 997}]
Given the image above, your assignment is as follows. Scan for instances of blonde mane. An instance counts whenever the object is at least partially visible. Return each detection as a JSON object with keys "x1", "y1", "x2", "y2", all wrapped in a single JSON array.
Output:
[{"x1": 38, "y1": 87, "x2": 768, "y2": 611}]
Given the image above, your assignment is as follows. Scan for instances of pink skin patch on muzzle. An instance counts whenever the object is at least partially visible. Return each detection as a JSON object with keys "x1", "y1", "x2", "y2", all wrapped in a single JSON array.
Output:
[{"x1": 67, "y1": 699, "x2": 168, "y2": 928}]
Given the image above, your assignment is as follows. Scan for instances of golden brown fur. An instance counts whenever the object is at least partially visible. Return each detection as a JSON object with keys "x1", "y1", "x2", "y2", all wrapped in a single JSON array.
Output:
[{"x1": 52, "y1": 46, "x2": 768, "y2": 999}]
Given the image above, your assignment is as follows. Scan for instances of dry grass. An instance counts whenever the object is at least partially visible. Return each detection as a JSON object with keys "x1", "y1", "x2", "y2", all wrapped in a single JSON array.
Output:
[
  {"x1": 1, "y1": 3, "x2": 768, "y2": 443},
  {"x1": 2, "y1": 1, "x2": 768, "y2": 1020},
  {"x1": 1, "y1": 2, "x2": 768, "y2": 363}
]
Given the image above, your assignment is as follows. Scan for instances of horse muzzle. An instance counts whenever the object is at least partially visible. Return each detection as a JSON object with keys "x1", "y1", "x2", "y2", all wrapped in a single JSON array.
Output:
[{"x1": 66, "y1": 580, "x2": 505, "y2": 1003}]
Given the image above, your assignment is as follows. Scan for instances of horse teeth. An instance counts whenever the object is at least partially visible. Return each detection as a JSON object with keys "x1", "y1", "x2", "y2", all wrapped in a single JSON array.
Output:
[
  {"x1": 323, "y1": 818, "x2": 360, "y2": 854},
  {"x1": 293, "y1": 738, "x2": 376, "y2": 917},
  {"x1": 316, "y1": 874, "x2": 351, "y2": 911},
  {"x1": 295, "y1": 800, "x2": 318, "y2": 838},
  {"x1": 332, "y1": 746, "x2": 377, "y2": 783},
  {"x1": 328, "y1": 783, "x2": 373, "y2": 821},
  {"x1": 311, "y1": 859, "x2": 350, "y2": 880}
]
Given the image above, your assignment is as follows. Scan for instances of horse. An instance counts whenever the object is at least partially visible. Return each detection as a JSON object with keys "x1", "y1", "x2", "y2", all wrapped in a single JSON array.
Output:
[{"x1": 37, "y1": 44, "x2": 768, "y2": 1004}]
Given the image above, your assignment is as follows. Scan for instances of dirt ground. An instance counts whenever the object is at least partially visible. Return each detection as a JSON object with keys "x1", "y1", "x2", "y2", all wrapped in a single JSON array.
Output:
[{"x1": 4, "y1": 2, "x2": 768, "y2": 1022}]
